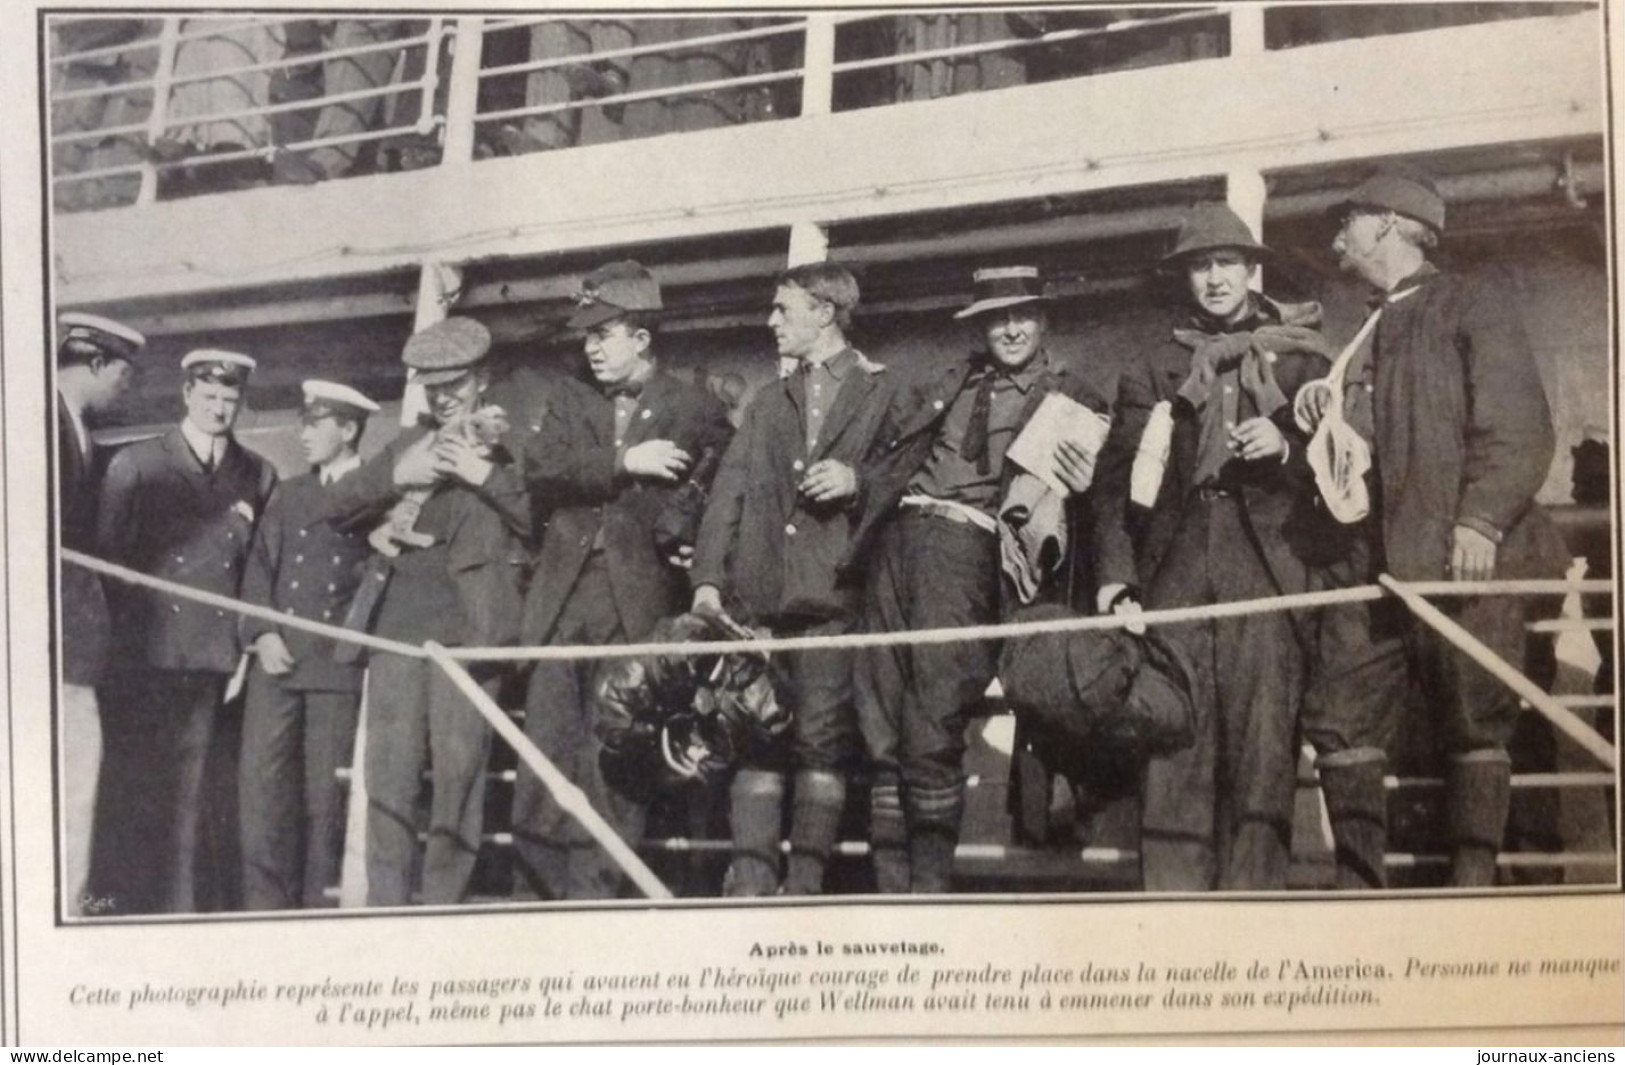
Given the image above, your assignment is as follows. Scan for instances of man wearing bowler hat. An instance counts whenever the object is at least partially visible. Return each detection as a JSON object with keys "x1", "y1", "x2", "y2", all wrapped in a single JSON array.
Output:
[
  {"x1": 237, "y1": 380, "x2": 379, "y2": 909},
  {"x1": 691, "y1": 261, "x2": 892, "y2": 897},
  {"x1": 1090, "y1": 203, "x2": 1333, "y2": 891},
  {"x1": 1298, "y1": 167, "x2": 1565, "y2": 887},
  {"x1": 515, "y1": 261, "x2": 732, "y2": 899},
  {"x1": 844, "y1": 265, "x2": 1104, "y2": 893},
  {"x1": 94, "y1": 348, "x2": 278, "y2": 913},
  {"x1": 323, "y1": 317, "x2": 532, "y2": 906},
  {"x1": 55, "y1": 312, "x2": 144, "y2": 916}
]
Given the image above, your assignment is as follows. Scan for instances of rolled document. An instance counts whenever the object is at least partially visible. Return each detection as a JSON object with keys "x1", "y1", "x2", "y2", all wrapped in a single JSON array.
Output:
[{"x1": 1130, "y1": 400, "x2": 1174, "y2": 507}]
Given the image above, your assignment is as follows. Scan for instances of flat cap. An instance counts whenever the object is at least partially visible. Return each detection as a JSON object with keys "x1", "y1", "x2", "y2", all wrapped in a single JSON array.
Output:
[
  {"x1": 58, "y1": 312, "x2": 146, "y2": 361},
  {"x1": 402, "y1": 317, "x2": 492, "y2": 385},
  {"x1": 1339, "y1": 165, "x2": 1446, "y2": 232},
  {"x1": 301, "y1": 379, "x2": 380, "y2": 419},
  {"x1": 568, "y1": 260, "x2": 664, "y2": 331},
  {"x1": 181, "y1": 349, "x2": 256, "y2": 385}
]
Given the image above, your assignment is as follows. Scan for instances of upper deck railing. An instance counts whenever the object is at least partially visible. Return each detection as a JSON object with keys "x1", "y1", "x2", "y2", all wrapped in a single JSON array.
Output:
[{"x1": 61, "y1": 7, "x2": 1592, "y2": 214}]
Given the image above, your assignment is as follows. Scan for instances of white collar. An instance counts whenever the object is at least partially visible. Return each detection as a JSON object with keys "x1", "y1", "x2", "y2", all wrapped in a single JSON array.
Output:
[
  {"x1": 320, "y1": 453, "x2": 362, "y2": 485},
  {"x1": 180, "y1": 419, "x2": 227, "y2": 466}
]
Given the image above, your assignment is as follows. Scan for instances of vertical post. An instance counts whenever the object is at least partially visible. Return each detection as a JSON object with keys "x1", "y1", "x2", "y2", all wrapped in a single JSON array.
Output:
[
  {"x1": 136, "y1": 17, "x2": 182, "y2": 206},
  {"x1": 440, "y1": 18, "x2": 485, "y2": 163},
  {"x1": 402, "y1": 261, "x2": 463, "y2": 425},
  {"x1": 1227, "y1": 167, "x2": 1268, "y2": 291},
  {"x1": 1230, "y1": 3, "x2": 1267, "y2": 56},
  {"x1": 799, "y1": 14, "x2": 838, "y2": 118},
  {"x1": 787, "y1": 221, "x2": 830, "y2": 267},
  {"x1": 412, "y1": 18, "x2": 446, "y2": 137}
]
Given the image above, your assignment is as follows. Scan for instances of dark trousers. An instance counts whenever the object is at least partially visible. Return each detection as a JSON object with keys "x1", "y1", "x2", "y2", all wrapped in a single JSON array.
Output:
[
  {"x1": 512, "y1": 555, "x2": 647, "y2": 900},
  {"x1": 238, "y1": 667, "x2": 360, "y2": 910},
  {"x1": 1303, "y1": 535, "x2": 1528, "y2": 757},
  {"x1": 90, "y1": 669, "x2": 224, "y2": 914},
  {"x1": 747, "y1": 615, "x2": 857, "y2": 773},
  {"x1": 365, "y1": 652, "x2": 494, "y2": 906},
  {"x1": 1141, "y1": 493, "x2": 1304, "y2": 892},
  {"x1": 858, "y1": 511, "x2": 1000, "y2": 796}
]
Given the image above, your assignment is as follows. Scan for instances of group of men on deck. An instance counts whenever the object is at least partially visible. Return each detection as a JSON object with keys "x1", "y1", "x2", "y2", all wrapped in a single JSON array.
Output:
[{"x1": 56, "y1": 166, "x2": 1563, "y2": 914}]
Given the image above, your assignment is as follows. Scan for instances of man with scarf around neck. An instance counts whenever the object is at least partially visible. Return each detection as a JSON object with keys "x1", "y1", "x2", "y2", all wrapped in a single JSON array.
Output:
[
  {"x1": 1299, "y1": 168, "x2": 1565, "y2": 888},
  {"x1": 842, "y1": 265, "x2": 1105, "y2": 893},
  {"x1": 517, "y1": 261, "x2": 733, "y2": 900},
  {"x1": 691, "y1": 262, "x2": 893, "y2": 896},
  {"x1": 1090, "y1": 204, "x2": 1335, "y2": 891}
]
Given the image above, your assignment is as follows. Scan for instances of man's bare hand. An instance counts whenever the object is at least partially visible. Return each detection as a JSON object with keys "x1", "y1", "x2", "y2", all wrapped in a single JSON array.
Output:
[
  {"x1": 668, "y1": 544, "x2": 695, "y2": 570},
  {"x1": 1230, "y1": 416, "x2": 1288, "y2": 463},
  {"x1": 1054, "y1": 438, "x2": 1098, "y2": 494},
  {"x1": 692, "y1": 584, "x2": 724, "y2": 615},
  {"x1": 623, "y1": 439, "x2": 692, "y2": 482},
  {"x1": 1450, "y1": 524, "x2": 1498, "y2": 582},
  {"x1": 432, "y1": 435, "x2": 494, "y2": 487},
  {"x1": 799, "y1": 459, "x2": 857, "y2": 504},
  {"x1": 254, "y1": 632, "x2": 295, "y2": 675}
]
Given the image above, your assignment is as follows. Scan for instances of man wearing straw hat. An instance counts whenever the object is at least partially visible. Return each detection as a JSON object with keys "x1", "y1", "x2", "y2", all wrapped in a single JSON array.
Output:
[
  {"x1": 844, "y1": 264, "x2": 1103, "y2": 894},
  {"x1": 55, "y1": 311, "x2": 143, "y2": 916},
  {"x1": 1090, "y1": 203, "x2": 1334, "y2": 892},
  {"x1": 94, "y1": 348, "x2": 278, "y2": 913},
  {"x1": 323, "y1": 317, "x2": 531, "y2": 907},
  {"x1": 236, "y1": 380, "x2": 379, "y2": 910},
  {"x1": 1300, "y1": 167, "x2": 1566, "y2": 887}
]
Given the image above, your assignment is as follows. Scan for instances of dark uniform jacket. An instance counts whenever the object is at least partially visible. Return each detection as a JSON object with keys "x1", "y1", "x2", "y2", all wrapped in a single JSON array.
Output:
[
  {"x1": 1090, "y1": 302, "x2": 1332, "y2": 603},
  {"x1": 238, "y1": 471, "x2": 372, "y2": 691},
  {"x1": 1365, "y1": 265, "x2": 1565, "y2": 581},
  {"x1": 524, "y1": 372, "x2": 733, "y2": 644},
  {"x1": 58, "y1": 395, "x2": 111, "y2": 685},
  {"x1": 843, "y1": 349, "x2": 1104, "y2": 581},
  {"x1": 324, "y1": 426, "x2": 531, "y2": 648},
  {"x1": 692, "y1": 351, "x2": 892, "y2": 623},
  {"x1": 96, "y1": 427, "x2": 278, "y2": 675}
]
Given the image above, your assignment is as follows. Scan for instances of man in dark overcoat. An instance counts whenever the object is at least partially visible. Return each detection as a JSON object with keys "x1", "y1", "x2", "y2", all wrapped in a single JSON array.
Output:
[
  {"x1": 323, "y1": 317, "x2": 532, "y2": 906},
  {"x1": 844, "y1": 265, "x2": 1104, "y2": 893},
  {"x1": 237, "y1": 380, "x2": 379, "y2": 909},
  {"x1": 94, "y1": 349, "x2": 278, "y2": 914},
  {"x1": 1090, "y1": 204, "x2": 1334, "y2": 891},
  {"x1": 1300, "y1": 168, "x2": 1566, "y2": 887},
  {"x1": 691, "y1": 261, "x2": 892, "y2": 896},
  {"x1": 55, "y1": 312, "x2": 143, "y2": 916},
  {"x1": 515, "y1": 261, "x2": 732, "y2": 900}
]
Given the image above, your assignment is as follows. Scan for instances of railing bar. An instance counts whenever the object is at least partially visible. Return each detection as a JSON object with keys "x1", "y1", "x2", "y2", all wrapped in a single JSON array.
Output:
[
  {"x1": 49, "y1": 17, "x2": 302, "y2": 65},
  {"x1": 1552, "y1": 694, "x2": 1616, "y2": 708},
  {"x1": 477, "y1": 20, "x2": 807, "y2": 81},
  {"x1": 830, "y1": 9, "x2": 1228, "y2": 77},
  {"x1": 474, "y1": 68, "x2": 801, "y2": 126},
  {"x1": 1529, "y1": 618, "x2": 1615, "y2": 633},
  {"x1": 52, "y1": 81, "x2": 158, "y2": 105},
  {"x1": 56, "y1": 121, "x2": 436, "y2": 184},
  {"x1": 52, "y1": 119, "x2": 152, "y2": 147},
  {"x1": 157, "y1": 76, "x2": 434, "y2": 134}
]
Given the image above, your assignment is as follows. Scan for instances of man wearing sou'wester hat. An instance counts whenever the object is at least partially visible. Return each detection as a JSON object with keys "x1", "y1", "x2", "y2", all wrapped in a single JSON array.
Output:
[
  {"x1": 1298, "y1": 166, "x2": 1567, "y2": 888},
  {"x1": 236, "y1": 381, "x2": 379, "y2": 910},
  {"x1": 322, "y1": 318, "x2": 533, "y2": 906},
  {"x1": 1089, "y1": 202, "x2": 1336, "y2": 892},
  {"x1": 93, "y1": 348, "x2": 278, "y2": 914},
  {"x1": 841, "y1": 264, "x2": 1106, "y2": 893}
]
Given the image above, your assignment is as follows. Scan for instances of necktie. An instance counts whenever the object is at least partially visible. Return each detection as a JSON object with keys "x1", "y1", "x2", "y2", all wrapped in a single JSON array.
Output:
[{"x1": 959, "y1": 367, "x2": 1002, "y2": 476}]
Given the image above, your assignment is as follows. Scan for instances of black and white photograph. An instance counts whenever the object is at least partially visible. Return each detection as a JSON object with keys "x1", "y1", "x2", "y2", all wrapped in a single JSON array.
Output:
[{"x1": 4, "y1": 0, "x2": 1623, "y2": 1046}]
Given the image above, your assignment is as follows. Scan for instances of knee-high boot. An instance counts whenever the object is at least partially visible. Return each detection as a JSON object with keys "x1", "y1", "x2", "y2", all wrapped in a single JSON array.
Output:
[
  {"x1": 725, "y1": 769, "x2": 784, "y2": 897},
  {"x1": 869, "y1": 778, "x2": 910, "y2": 894},
  {"x1": 783, "y1": 770, "x2": 846, "y2": 895},
  {"x1": 906, "y1": 783, "x2": 963, "y2": 895},
  {"x1": 1317, "y1": 747, "x2": 1389, "y2": 890},
  {"x1": 1448, "y1": 749, "x2": 1512, "y2": 888}
]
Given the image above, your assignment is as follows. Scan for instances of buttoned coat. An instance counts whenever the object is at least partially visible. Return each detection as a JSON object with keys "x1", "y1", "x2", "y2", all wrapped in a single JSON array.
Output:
[
  {"x1": 96, "y1": 427, "x2": 278, "y2": 675},
  {"x1": 238, "y1": 471, "x2": 372, "y2": 691},
  {"x1": 842, "y1": 350, "x2": 1105, "y2": 582},
  {"x1": 1365, "y1": 265, "x2": 1565, "y2": 581},
  {"x1": 58, "y1": 395, "x2": 111, "y2": 684},
  {"x1": 324, "y1": 426, "x2": 531, "y2": 648},
  {"x1": 1090, "y1": 305, "x2": 1334, "y2": 606},
  {"x1": 524, "y1": 372, "x2": 733, "y2": 644},
  {"x1": 692, "y1": 352, "x2": 892, "y2": 623}
]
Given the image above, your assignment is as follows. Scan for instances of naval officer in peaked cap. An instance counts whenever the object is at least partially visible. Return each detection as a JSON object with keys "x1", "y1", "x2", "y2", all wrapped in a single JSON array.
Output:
[{"x1": 93, "y1": 347, "x2": 278, "y2": 914}]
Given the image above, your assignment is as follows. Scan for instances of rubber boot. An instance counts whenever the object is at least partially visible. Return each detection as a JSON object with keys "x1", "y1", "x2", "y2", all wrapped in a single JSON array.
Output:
[
  {"x1": 1317, "y1": 747, "x2": 1389, "y2": 890},
  {"x1": 907, "y1": 783, "x2": 963, "y2": 895},
  {"x1": 724, "y1": 769, "x2": 784, "y2": 897},
  {"x1": 783, "y1": 770, "x2": 846, "y2": 895},
  {"x1": 1447, "y1": 749, "x2": 1512, "y2": 888},
  {"x1": 869, "y1": 779, "x2": 910, "y2": 893}
]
